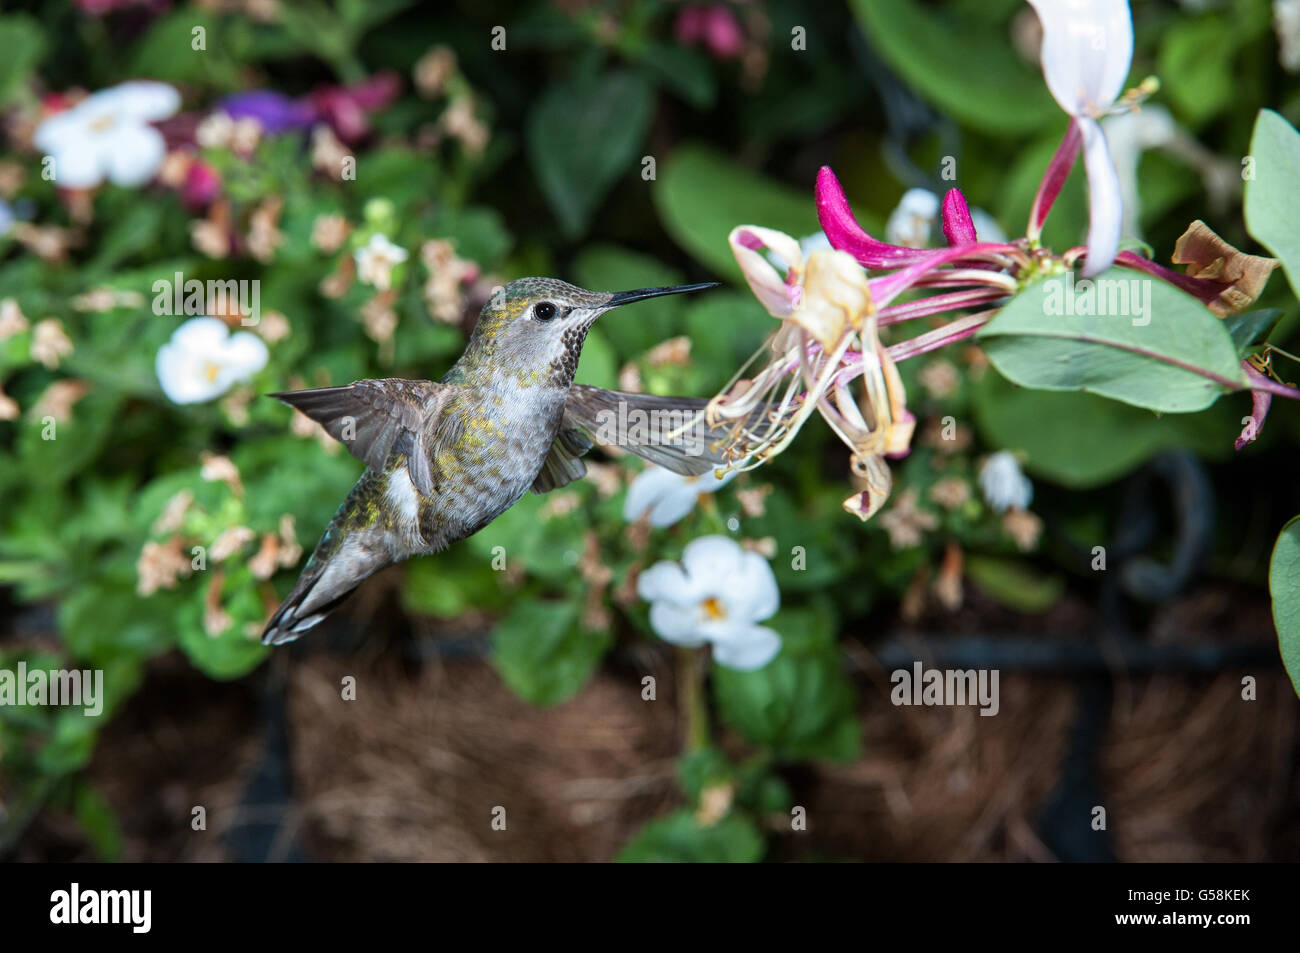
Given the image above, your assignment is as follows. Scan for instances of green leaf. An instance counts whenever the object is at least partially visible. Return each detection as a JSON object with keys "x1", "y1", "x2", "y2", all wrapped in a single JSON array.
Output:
[
  {"x1": 977, "y1": 268, "x2": 1245, "y2": 413},
  {"x1": 966, "y1": 554, "x2": 1063, "y2": 613},
  {"x1": 402, "y1": 553, "x2": 503, "y2": 619},
  {"x1": 1245, "y1": 109, "x2": 1300, "y2": 301},
  {"x1": 616, "y1": 808, "x2": 765, "y2": 862},
  {"x1": 1225, "y1": 308, "x2": 1283, "y2": 355},
  {"x1": 526, "y1": 70, "x2": 655, "y2": 237},
  {"x1": 74, "y1": 782, "x2": 124, "y2": 862},
  {"x1": 849, "y1": 0, "x2": 1060, "y2": 135},
  {"x1": 0, "y1": 15, "x2": 44, "y2": 106},
  {"x1": 491, "y1": 600, "x2": 609, "y2": 706},
  {"x1": 972, "y1": 369, "x2": 1238, "y2": 488},
  {"x1": 655, "y1": 144, "x2": 818, "y2": 282},
  {"x1": 1269, "y1": 515, "x2": 1300, "y2": 697},
  {"x1": 712, "y1": 605, "x2": 860, "y2": 762}
]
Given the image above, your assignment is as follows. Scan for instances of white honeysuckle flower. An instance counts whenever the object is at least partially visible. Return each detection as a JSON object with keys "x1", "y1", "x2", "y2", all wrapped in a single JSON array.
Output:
[
  {"x1": 979, "y1": 451, "x2": 1034, "y2": 513},
  {"x1": 1027, "y1": 0, "x2": 1134, "y2": 276},
  {"x1": 33, "y1": 81, "x2": 181, "y2": 189},
  {"x1": 156, "y1": 317, "x2": 269, "y2": 405},
  {"x1": 886, "y1": 188, "x2": 942, "y2": 248},
  {"x1": 637, "y1": 535, "x2": 781, "y2": 671},
  {"x1": 623, "y1": 465, "x2": 739, "y2": 528},
  {"x1": 354, "y1": 233, "x2": 409, "y2": 291}
]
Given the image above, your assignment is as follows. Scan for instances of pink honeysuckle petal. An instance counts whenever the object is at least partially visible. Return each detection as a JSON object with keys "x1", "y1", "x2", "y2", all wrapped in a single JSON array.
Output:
[
  {"x1": 1235, "y1": 362, "x2": 1273, "y2": 450},
  {"x1": 867, "y1": 242, "x2": 1015, "y2": 309},
  {"x1": 883, "y1": 312, "x2": 993, "y2": 363},
  {"x1": 1079, "y1": 117, "x2": 1123, "y2": 277},
  {"x1": 1113, "y1": 250, "x2": 1225, "y2": 305},
  {"x1": 877, "y1": 287, "x2": 1008, "y2": 326},
  {"x1": 816, "y1": 166, "x2": 939, "y2": 269},
  {"x1": 941, "y1": 189, "x2": 978, "y2": 246},
  {"x1": 1027, "y1": 0, "x2": 1133, "y2": 116},
  {"x1": 1029, "y1": 120, "x2": 1083, "y2": 239}
]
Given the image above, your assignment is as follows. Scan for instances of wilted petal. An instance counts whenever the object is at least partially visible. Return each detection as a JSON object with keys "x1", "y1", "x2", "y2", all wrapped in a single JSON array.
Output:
[
  {"x1": 795, "y1": 249, "x2": 874, "y2": 349},
  {"x1": 1235, "y1": 362, "x2": 1273, "y2": 450},
  {"x1": 1028, "y1": 0, "x2": 1133, "y2": 115},
  {"x1": 1079, "y1": 117, "x2": 1123, "y2": 276},
  {"x1": 1172, "y1": 219, "x2": 1278, "y2": 317},
  {"x1": 842, "y1": 454, "x2": 893, "y2": 521},
  {"x1": 729, "y1": 225, "x2": 803, "y2": 318}
]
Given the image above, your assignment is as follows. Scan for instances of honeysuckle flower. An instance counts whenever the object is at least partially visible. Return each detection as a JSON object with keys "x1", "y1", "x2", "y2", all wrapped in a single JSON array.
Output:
[
  {"x1": 1025, "y1": 0, "x2": 1134, "y2": 276},
  {"x1": 1236, "y1": 363, "x2": 1273, "y2": 450},
  {"x1": 34, "y1": 81, "x2": 180, "y2": 189},
  {"x1": 354, "y1": 233, "x2": 408, "y2": 291},
  {"x1": 623, "y1": 465, "x2": 739, "y2": 528},
  {"x1": 636, "y1": 535, "x2": 781, "y2": 671},
  {"x1": 155, "y1": 317, "x2": 269, "y2": 405},
  {"x1": 979, "y1": 451, "x2": 1034, "y2": 513}
]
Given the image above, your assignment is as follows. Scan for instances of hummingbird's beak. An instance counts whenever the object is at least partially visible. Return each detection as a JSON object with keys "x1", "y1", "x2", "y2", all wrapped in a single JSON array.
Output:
[{"x1": 605, "y1": 282, "x2": 719, "y2": 308}]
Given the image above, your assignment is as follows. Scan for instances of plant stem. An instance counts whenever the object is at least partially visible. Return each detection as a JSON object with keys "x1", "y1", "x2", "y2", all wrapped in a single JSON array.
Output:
[{"x1": 677, "y1": 647, "x2": 710, "y2": 752}]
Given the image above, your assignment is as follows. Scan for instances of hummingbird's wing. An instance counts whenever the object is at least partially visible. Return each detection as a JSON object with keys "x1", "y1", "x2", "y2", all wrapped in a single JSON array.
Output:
[
  {"x1": 530, "y1": 426, "x2": 595, "y2": 493},
  {"x1": 269, "y1": 379, "x2": 450, "y2": 494},
  {"x1": 560, "y1": 384, "x2": 743, "y2": 477}
]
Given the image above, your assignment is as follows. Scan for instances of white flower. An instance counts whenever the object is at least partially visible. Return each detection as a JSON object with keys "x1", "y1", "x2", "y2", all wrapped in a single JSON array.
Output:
[
  {"x1": 156, "y1": 317, "x2": 268, "y2": 405},
  {"x1": 1277, "y1": 0, "x2": 1300, "y2": 71},
  {"x1": 623, "y1": 465, "x2": 739, "y2": 528},
  {"x1": 1027, "y1": 0, "x2": 1133, "y2": 276},
  {"x1": 886, "y1": 188, "x2": 942, "y2": 248},
  {"x1": 33, "y1": 81, "x2": 180, "y2": 189},
  {"x1": 637, "y1": 535, "x2": 781, "y2": 671},
  {"x1": 979, "y1": 451, "x2": 1034, "y2": 513},
  {"x1": 0, "y1": 199, "x2": 12, "y2": 237},
  {"x1": 354, "y1": 233, "x2": 409, "y2": 291}
]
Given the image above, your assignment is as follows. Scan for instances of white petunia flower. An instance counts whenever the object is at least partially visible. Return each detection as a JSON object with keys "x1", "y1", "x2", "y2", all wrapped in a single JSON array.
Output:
[
  {"x1": 156, "y1": 317, "x2": 268, "y2": 405},
  {"x1": 623, "y1": 465, "x2": 738, "y2": 528},
  {"x1": 34, "y1": 81, "x2": 181, "y2": 189},
  {"x1": 1276, "y1": 0, "x2": 1300, "y2": 71},
  {"x1": 354, "y1": 233, "x2": 409, "y2": 291},
  {"x1": 979, "y1": 451, "x2": 1034, "y2": 513},
  {"x1": 1027, "y1": 0, "x2": 1133, "y2": 276},
  {"x1": 637, "y1": 535, "x2": 781, "y2": 670}
]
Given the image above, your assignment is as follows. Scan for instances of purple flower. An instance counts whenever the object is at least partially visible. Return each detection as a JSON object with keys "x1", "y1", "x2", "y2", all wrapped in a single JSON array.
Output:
[{"x1": 220, "y1": 91, "x2": 315, "y2": 134}]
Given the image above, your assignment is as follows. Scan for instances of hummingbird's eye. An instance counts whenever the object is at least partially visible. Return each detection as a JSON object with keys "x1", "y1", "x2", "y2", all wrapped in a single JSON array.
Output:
[{"x1": 533, "y1": 301, "x2": 558, "y2": 322}]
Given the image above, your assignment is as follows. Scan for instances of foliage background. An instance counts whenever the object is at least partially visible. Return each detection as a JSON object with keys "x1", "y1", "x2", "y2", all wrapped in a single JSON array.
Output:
[{"x1": 0, "y1": 0, "x2": 1298, "y2": 861}]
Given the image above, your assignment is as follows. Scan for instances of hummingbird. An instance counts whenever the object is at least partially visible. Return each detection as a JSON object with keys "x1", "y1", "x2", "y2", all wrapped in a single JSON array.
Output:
[{"x1": 261, "y1": 277, "x2": 738, "y2": 645}]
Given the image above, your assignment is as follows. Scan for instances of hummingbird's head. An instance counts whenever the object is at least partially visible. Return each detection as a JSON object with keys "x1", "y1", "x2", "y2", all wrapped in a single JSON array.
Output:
[{"x1": 458, "y1": 276, "x2": 718, "y2": 387}]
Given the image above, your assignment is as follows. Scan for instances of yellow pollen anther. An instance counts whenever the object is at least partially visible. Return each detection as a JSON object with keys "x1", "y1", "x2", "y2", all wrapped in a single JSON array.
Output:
[{"x1": 701, "y1": 597, "x2": 726, "y2": 621}]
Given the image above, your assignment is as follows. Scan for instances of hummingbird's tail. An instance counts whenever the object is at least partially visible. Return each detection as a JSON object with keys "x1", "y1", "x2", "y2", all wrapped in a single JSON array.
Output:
[{"x1": 261, "y1": 476, "x2": 397, "y2": 646}]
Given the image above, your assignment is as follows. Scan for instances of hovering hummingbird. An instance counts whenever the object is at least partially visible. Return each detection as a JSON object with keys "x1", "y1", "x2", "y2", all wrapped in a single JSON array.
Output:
[{"x1": 261, "y1": 277, "x2": 738, "y2": 645}]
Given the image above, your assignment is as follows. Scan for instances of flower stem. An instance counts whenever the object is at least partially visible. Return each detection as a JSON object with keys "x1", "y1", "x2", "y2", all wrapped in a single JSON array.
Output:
[{"x1": 677, "y1": 647, "x2": 710, "y2": 752}]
